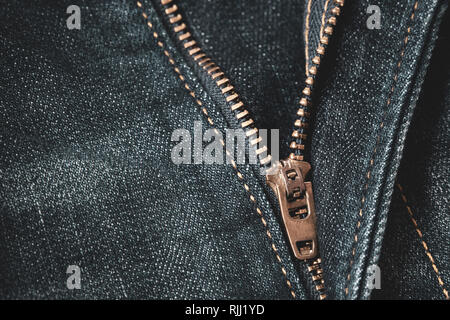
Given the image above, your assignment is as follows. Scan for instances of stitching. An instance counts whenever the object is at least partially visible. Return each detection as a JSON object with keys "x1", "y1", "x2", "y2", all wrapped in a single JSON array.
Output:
[
  {"x1": 298, "y1": 0, "x2": 342, "y2": 299},
  {"x1": 304, "y1": 0, "x2": 331, "y2": 81},
  {"x1": 136, "y1": 1, "x2": 297, "y2": 299},
  {"x1": 291, "y1": 1, "x2": 342, "y2": 162},
  {"x1": 158, "y1": 0, "x2": 272, "y2": 167},
  {"x1": 304, "y1": 0, "x2": 313, "y2": 77},
  {"x1": 319, "y1": 0, "x2": 331, "y2": 39},
  {"x1": 396, "y1": 183, "x2": 449, "y2": 300},
  {"x1": 344, "y1": 0, "x2": 420, "y2": 297}
]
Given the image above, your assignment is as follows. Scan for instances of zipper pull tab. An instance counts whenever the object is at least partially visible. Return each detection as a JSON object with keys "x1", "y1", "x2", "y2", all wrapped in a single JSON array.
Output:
[{"x1": 266, "y1": 159, "x2": 318, "y2": 260}]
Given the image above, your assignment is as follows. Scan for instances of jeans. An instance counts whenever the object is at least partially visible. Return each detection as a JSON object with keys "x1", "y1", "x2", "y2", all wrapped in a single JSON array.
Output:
[{"x1": 0, "y1": 0, "x2": 448, "y2": 299}]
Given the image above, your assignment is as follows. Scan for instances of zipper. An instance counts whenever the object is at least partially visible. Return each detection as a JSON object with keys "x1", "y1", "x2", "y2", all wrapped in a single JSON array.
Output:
[
  {"x1": 267, "y1": 0, "x2": 345, "y2": 300},
  {"x1": 158, "y1": 0, "x2": 345, "y2": 299}
]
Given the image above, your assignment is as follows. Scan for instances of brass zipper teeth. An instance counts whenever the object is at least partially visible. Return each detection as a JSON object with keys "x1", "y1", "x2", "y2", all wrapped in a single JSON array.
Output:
[
  {"x1": 297, "y1": 0, "x2": 344, "y2": 300},
  {"x1": 307, "y1": 258, "x2": 327, "y2": 300},
  {"x1": 160, "y1": 0, "x2": 345, "y2": 300},
  {"x1": 289, "y1": 0, "x2": 344, "y2": 162},
  {"x1": 160, "y1": 0, "x2": 271, "y2": 166}
]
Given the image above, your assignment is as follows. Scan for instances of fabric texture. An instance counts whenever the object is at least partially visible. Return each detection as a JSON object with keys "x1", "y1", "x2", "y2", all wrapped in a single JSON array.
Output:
[{"x1": 0, "y1": 0, "x2": 448, "y2": 299}]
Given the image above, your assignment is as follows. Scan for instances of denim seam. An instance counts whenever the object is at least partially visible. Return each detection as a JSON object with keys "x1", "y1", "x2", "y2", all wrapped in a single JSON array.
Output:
[
  {"x1": 360, "y1": 2, "x2": 449, "y2": 300},
  {"x1": 158, "y1": 0, "x2": 333, "y2": 299},
  {"x1": 304, "y1": 0, "x2": 313, "y2": 76},
  {"x1": 344, "y1": 0, "x2": 420, "y2": 298},
  {"x1": 156, "y1": 0, "x2": 342, "y2": 300},
  {"x1": 305, "y1": 0, "x2": 333, "y2": 78},
  {"x1": 396, "y1": 183, "x2": 449, "y2": 300},
  {"x1": 136, "y1": 0, "x2": 297, "y2": 299},
  {"x1": 156, "y1": 0, "x2": 272, "y2": 167},
  {"x1": 319, "y1": 0, "x2": 332, "y2": 40},
  {"x1": 302, "y1": 0, "x2": 333, "y2": 299}
]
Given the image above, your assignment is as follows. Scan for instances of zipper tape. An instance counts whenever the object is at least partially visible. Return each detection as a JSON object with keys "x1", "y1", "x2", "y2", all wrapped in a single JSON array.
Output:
[
  {"x1": 155, "y1": 0, "x2": 345, "y2": 300},
  {"x1": 137, "y1": 0, "x2": 301, "y2": 299},
  {"x1": 289, "y1": 0, "x2": 344, "y2": 162}
]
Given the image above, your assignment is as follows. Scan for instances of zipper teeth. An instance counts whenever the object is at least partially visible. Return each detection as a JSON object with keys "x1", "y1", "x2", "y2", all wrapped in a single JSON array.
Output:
[
  {"x1": 290, "y1": 0, "x2": 344, "y2": 300},
  {"x1": 160, "y1": 0, "x2": 272, "y2": 168},
  {"x1": 308, "y1": 258, "x2": 327, "y2": 300},
  {"x1": 289, "y1": 0, "x2": 344, "y2": 162},
  {"x1": 298, "y1": 0, "x2": 344, "y2": 300},
  {"x1": 161, "y1": 0, "x2": 344, "y2": 300}
]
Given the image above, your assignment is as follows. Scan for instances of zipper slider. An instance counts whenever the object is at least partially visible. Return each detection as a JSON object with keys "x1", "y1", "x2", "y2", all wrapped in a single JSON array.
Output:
[{"x1": 266, "y1": 159, "x2": 318, "y2": 260}]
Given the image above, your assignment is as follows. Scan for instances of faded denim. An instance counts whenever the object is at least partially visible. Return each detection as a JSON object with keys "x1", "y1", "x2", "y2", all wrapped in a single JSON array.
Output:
[{"x1": 0, "y1": 0, "x2": 448, "y2": 300}]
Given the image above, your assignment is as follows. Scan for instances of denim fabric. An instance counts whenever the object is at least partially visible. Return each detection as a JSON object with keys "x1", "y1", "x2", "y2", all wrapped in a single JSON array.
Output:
[
  {"x1": 308, "y1": 0, "x2": 448, "y2": 299},
  {"x1": 166, "y1": 0, "x2": 306, "y2": 159},
  {"x1": 0, "y1": 0, "x2": 448, "y2": 300},
  {"x1": 373, "y1": 8, "x2": 450, "y2": 299}
]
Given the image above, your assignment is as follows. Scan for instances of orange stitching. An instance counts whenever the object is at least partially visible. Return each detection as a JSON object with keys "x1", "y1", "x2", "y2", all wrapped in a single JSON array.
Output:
[
  {"x1": 304, "y1": 0, "x2": 313, "y2": 77},
  {"x1": 160, "y1": 0, "x2": 344, "y2": 299},
  {"x1": 290, "y1": 0, "x2": 343, "y2": 163},
  {"x1": 319, "y1": 0, "x2": 331, "y2": 39},
  {"x1": 160, "y1": 0, "x2": 272, "y2": 167},
  {"x1": 136, "y1": 1, "x2": 296, "y2": 299},
  {"x1": 345, "y1": 1, "x2": 420, "y2": 297},
  {"x1": 396, "y1": 183, "x2": 449, "y2": 300}
]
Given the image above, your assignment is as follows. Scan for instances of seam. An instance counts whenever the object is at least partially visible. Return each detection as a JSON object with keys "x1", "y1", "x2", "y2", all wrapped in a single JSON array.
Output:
[
  {"x1": 165, "y1": 0, "x2": 342, "y2": 300},
  {"x1": 136, "y1": 1, "x2": 297, "y2": 299},
  {"x1": 299, "y1": 0, "x2": 342, "y2": 299},
  {"x1": 156, "y1": 0, "x2": 272, "y2": 167},
  {"x1": 319, "y1": 0, "x2": 332, "y2": 40},
  {"x1": 396, "y1": 183, "x2": 449, "y2": 300},
  {"x1": 344, "y1": 0, "x2": 420, "y2": 297},
  {"x1": 291, "y1": 0, "x2": 342, "y2": 162},
  {"x1": 304, "y1": 0, "x2": 313, "y2": 77},
  {"x1": 304, "y1": 0, "x2": 331, "y2": 84}
]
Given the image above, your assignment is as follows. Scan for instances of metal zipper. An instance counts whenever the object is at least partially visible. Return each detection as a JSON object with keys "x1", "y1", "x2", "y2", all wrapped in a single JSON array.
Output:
[
  {"x1": 159, "y1": 0, "x2": 345, "y2": 300},
  {"x1": 270, "y1": 0, "x2": 345, "y2": 300}
]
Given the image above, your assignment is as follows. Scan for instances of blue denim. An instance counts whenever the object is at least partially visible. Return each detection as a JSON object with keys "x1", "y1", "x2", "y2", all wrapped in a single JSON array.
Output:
[{"x1": 0, "y1": 0, "x2": 448, "y2": 299}]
